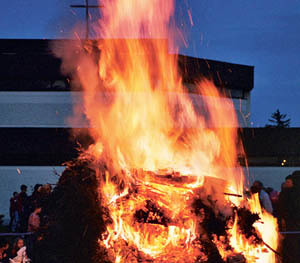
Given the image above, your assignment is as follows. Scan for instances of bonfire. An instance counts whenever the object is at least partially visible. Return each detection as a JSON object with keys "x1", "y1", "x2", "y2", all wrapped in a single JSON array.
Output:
[{"x1": 54, "y1": 0, "x2": 279, "y2": 262}]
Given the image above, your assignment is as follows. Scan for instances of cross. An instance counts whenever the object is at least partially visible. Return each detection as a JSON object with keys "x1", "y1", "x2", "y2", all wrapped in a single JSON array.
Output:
[{"x1": 71, "y1": 0, "x2": 104, "y2": 39}]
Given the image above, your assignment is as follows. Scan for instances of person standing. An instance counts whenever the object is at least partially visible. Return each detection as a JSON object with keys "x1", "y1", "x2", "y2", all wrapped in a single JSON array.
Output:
[
  {"x1": 279, "y1": 172, "x2": 300, "y2": 263},
  {"x1": 0, "y1": 238, "x2": 9, "y2": 263},
  {"x1": 9, "y1": 192, "x2": 19, "y2": 232},
  {"x1": 17, "y1": 185, "x2": 29, "y2": 233},
  {"x1": 266, "y1": 187, "x2": 279, "y2": 217},
  {"x1": 27, "y1": 206, "x2": 42, "y2": 261},
  {"x1": 278, "y1": 175, "x2": 295, "y2": 230},
  {"x1": 28, "y1": 184, "x2": 42, "y2": 215},
  {"x1": 251, "y1": 180, "x2": 273, "y2": 214}
]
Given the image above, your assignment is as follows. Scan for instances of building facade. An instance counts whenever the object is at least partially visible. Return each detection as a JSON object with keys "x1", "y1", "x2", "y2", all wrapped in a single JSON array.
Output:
[{"x1": 0, "y1": 39, "x2": 254, "y2": 129}]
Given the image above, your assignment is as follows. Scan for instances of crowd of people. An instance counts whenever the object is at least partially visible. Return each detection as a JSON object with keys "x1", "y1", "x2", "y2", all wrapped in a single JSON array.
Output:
[
  {"x1": 0, "y1": 183, "x2": 52, "y2": 263},
  {"x1": 250, "y1": 170, "x2": 300, "y2": 232},
  {"x1": 9, "y1": 184, "x2": 51, "y2": 234},
  {"x1": 1, "y1": 172, "x2": 300, "y2": 262},
  {"x1": 250, "y1": 170, "x2": 300, "y2": 262},
  {"x1": 0, "y1": 237, "x2": 30, "y2": 263}
]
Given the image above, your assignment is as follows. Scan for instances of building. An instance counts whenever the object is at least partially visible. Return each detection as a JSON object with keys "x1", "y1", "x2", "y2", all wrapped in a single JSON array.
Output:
[
  {"x1": 240, "y1": 127, "x2": 300, "y2": 166},
  {"x1": 0, "y1": 39, "x2": 254, "y2": 127},
  {"x1": 0, "y1": 38, "x2": 254, "y2": 165}
]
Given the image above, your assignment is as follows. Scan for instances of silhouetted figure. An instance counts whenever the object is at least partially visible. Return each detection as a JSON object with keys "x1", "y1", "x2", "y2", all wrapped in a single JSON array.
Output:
[
  {"x1": 17, "y1": 185, "x2": 29, "y2": 233},
  {"x1": 27, "y1": 207, "x2": 42, "y2": 261},
  {"x1": 9, "y1": 192, "x2": 19, "y2": 232},
  {"x1": 279, "y1": 172, "x2": 300, "y2": 263},
  {"x1": 278, "y1": 175, "x2": 295, "y2": 230},
  {"x1": 28, "y1": 184, "x2": 43, "y2": 214},
  {"x1": 266, "y1": 187, "x2": 279, "y2": 217},
  {"x1": 0, "y1": 238, "x2": 9, "y2": 263}
]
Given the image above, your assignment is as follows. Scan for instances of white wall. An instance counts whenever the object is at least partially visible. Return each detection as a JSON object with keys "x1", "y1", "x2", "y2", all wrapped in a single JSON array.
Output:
[
  {"x1": 246, "y1": 166, "x2": 300, "y2": 191},
  {"x1": 0, "y1": 92, "x2": 85, "y2": 127},
  {"x1": 0, "y1": 91, "x2": 251, "y2": 128}
]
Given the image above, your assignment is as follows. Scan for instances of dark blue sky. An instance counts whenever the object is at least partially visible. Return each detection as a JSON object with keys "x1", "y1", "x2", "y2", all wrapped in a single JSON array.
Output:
[{"x1": 1, "y1": 0, "x2": 300, "y2": 127}]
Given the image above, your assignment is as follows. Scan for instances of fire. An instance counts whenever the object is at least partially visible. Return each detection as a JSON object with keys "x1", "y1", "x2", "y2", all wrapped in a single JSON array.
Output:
[
  {"x1": 59, "y1": 0, "x2": 279, "y2": 262},
  {"x1": 224, "y1": 194, "x2": 279, "y2": 263}
]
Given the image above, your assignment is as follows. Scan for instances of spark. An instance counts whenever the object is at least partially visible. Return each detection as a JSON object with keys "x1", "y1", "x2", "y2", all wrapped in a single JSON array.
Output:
[{"x1": 187, "y1": 9, "x2": 194, "y2": 26}]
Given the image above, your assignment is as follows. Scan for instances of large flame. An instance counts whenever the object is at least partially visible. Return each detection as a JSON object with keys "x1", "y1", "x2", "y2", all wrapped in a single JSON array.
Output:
[
  {"x1": 221, "y1": 194, "x2": 279, "y2": 263},
  {"x1": 61, "y1": 0, "x2": 279, "y2": 262}
]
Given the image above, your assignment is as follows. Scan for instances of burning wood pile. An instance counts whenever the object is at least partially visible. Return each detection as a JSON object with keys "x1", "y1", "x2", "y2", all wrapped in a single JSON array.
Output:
[
  {"x1": 89, "y1": 162, "x2": 278, "y2": 263},
  {"x1": 53, "y1": 0, "x2": 279, "y2": 262}
]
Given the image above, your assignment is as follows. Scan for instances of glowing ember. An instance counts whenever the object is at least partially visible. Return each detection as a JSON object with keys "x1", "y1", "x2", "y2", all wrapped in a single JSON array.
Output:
[{"x1": 57, "y1": 0, "x2": 279, "y2": 262}]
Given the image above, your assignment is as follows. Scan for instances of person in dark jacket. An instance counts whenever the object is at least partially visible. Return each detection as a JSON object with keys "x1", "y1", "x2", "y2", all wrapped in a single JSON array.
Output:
[
  {"x1": 9, "y1": 192, "x2": 19, "y2": 232},
  {"x1": 0, "y1": 238, "x2": 9, "y2": 263},
  {"x1": 28, "y1": 184, "x2": 43, "y2": 214},
  {"x1": 279, "y1": 171, "x2": 300, "y2": 263},
  {"x1": 17, "y1": 185, "x2": 29, "y2": 232}
]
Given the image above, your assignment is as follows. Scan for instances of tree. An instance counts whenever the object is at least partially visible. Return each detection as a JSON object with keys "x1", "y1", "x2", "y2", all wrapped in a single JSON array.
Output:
[{"x1": 266, "y1": 109, "x2": 291, "y2": 128}]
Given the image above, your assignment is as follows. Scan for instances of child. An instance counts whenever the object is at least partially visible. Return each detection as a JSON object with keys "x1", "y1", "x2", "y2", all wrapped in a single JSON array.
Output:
[{"x1": 9, "y1": 238, "x2": 30, "y2": 263}]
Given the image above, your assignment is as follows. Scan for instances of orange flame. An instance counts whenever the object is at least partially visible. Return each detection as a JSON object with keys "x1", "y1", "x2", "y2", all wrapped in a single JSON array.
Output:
[
  {"x1": 61, "y1": 0, "x2": 279, "y2": 262},
  {"x1": 214, "y1": 193, "x2": 278, "y2": 263}
]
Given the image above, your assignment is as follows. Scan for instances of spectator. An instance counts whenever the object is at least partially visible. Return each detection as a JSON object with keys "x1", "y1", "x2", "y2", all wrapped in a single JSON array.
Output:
[
  {"x1": 9, "y1": 192, "x2": 19, "y2": 232},
  {"x1": 266, "y1": 187, "x2": 279, "y2": 217},
  {"x1": 285, "y1": 174, "x2": 294, "y2": 188},
  {"x1": 288, "y1": 171, "x2": 300, "y2": 228},
  {"x1": 9, "y1": 238, "x2": 30, "y2": 263},
  {"x1": 17, "y1": 185, "x2": 29, "y2": 233},
  {"x1": 38, "y1": 184, "x2": 52, "y2": 212},
  {"x1": 278, "y1": 181, "x2": 289, "y2": 230},
  {"x1": 278, "y1": 174, "x2": 300, "y2": 230},
  {"x1": 42, "y1": 184, "x2": 52, "y2": 195},
  {"x1": 27, "y1": 207, "x2": 42, "y2": 261},
  {"x1": 28, "y1": 184, "x2": 42, "y2": 214},
  {"x1": 0, "y1": 238, "x2": 9, "y2": 263},
  {"x1": 28, "y1": 207, "x2": 41, "y2": 233},
  {"x1": 251, "y1": 180, "x2": 273, "y2": 214},
  {"x1": 279, "y1": 172, "x2": 300, "y2": 262}
]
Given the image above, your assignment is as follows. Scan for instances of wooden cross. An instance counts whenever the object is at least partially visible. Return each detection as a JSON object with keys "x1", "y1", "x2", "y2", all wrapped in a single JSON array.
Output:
[{"x1": 71, "y1": 0, "x2": 104, "y2": 39}]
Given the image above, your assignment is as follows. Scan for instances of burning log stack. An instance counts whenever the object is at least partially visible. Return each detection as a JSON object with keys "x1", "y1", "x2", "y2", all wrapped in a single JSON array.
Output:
[
  {"x1": 36, "y1": 159, "x2": 277, "y2": 263},
  {"x1": 96, "y1": 164, "x2": 278, "y2": 263}
]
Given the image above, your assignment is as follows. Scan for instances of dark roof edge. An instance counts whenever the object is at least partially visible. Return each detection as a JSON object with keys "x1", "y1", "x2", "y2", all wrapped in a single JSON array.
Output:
[{"x1": 177, "y1": 54, "x2": 254, "y2": 69}]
